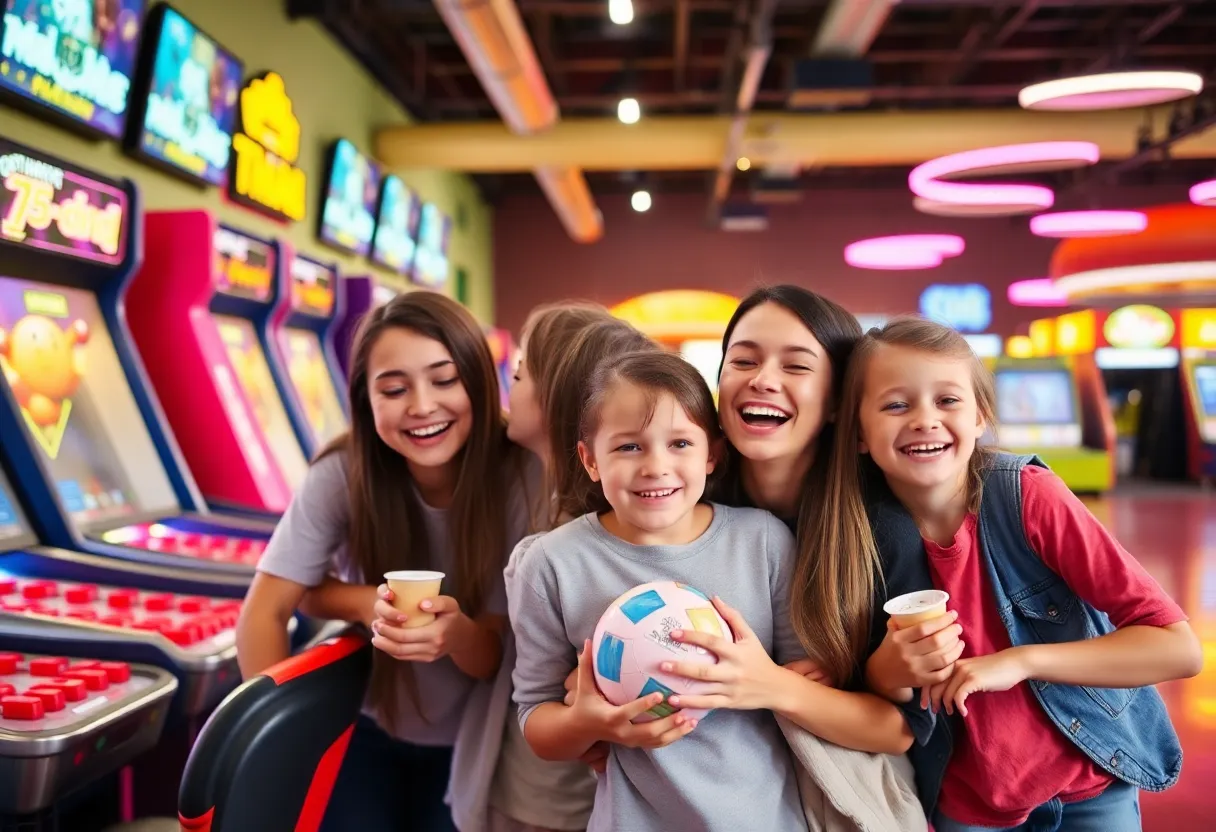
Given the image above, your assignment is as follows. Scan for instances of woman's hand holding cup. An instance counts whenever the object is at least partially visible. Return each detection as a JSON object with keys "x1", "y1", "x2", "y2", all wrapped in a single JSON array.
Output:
[{"x1": 372, "y1": 571, "x2": 471, "y2": 662}]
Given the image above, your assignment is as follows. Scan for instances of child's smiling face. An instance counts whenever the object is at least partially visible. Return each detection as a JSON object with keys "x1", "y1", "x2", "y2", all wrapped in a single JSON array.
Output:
[{"x1": 579, "y1": 382, "x2": 715, "y2": 546}]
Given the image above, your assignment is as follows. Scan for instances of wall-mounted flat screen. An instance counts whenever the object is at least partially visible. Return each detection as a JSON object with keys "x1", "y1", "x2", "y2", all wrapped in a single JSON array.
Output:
[
  {"x1": 411, "y1": 202, "x2": 450, "y2": 288},
  {"x1": 127, "y1": 3, "x2": 242, "y2": 186},
  {"x1": 0, "y1": 0, "x2": 147, "y2": 137},
  {"x1": 370, "y1": 174, "x2": 419, "y2": 276},
  {"x1": 318, "y1": 138, "x2": 379, "y2": 257}
]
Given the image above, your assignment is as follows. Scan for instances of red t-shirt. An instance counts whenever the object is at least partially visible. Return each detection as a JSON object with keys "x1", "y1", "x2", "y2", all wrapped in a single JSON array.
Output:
[{"x1": 927, "y1": 465, "x2": 1187, "y2": 827}]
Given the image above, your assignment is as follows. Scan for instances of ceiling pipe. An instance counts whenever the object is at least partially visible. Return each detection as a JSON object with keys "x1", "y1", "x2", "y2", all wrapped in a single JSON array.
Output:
[
  {"x1": 373, "y1": 106, "x2": 1216, "y2": 172},
  {"x1": 705, "y1": 0, "x2": 779, "y2": 224},
  {"x1": 432, "y1": 0, "x2": 602, "y2": 242},
  {"x1": 812, "y1": 0, "x2": 901, "y2": 57}
]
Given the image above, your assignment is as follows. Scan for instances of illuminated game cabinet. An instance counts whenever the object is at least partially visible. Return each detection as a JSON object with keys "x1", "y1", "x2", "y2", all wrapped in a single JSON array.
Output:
[
  {"x1": 125, "y1": 211, "x2": 310, "y2": 518},
  {"x1": 0, "y1": 139, "x2": 271, "y2": 585},
  {"x1": 334, "y1": 275, "x2": 399, "y2": 381},
  {"x1": 485, "y1": 328, "x2": 517, "y2": 411},
  {"x1": 269, "y1": 254, "x2": 349, "y2": 459},
  {"x1": 994, "y1": 314, "x2": 1114, "y2": 493},
  {"x1": 1180, "y1": 309, "x2": 1216, "y2": 482}
]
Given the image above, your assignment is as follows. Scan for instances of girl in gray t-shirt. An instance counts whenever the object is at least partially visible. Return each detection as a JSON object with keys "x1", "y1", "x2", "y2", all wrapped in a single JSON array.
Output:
[{"x1": 238, "y1": 291, "x2": 536, "y2": 832}]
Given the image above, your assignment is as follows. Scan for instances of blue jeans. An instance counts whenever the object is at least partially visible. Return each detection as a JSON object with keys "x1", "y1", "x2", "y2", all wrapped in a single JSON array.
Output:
[
  {"x1": 320, "y1": 715, "x2": 457, "y2": 832},
  {"x1": 933, "y1": 780, "x2": 1141, "y2": 832}
]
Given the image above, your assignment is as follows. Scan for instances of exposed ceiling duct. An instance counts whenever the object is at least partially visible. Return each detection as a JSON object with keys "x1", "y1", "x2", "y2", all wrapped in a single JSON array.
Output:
[
  {"x1": 374, "y1": 106, "x2": 1216, "y2": 172},
  {"x1": 432, "y1": 0, "x2": 602, "y2": 242}
]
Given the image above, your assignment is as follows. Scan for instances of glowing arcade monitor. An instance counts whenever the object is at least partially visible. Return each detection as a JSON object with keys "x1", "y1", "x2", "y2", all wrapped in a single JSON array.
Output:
[
  {"x1": 125, "y1": 211, "x2": 309, "y2": 518},
  {"x1": 270, "y1": 254, "x2": 349, "y2": 458},
  {"x1": 0, "y1": 139, "x2": 266, "y2": 580}
]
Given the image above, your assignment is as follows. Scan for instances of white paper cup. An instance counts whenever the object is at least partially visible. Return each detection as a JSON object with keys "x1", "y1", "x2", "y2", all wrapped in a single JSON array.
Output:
[
  {"x1": 883, "y1": 590, "x2": 951, "y2": 629},
  {"x1": 384, "y1": 570, "x2": 445, "y2": 628}
]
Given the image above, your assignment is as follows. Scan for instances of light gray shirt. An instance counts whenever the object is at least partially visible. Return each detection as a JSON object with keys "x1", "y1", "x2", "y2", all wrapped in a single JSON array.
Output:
[
  {"x1": 256, "y1": 450, "x2": 512, "y2": 746},
  {"x1": 508, "y1": 504, "x2": 809, "y2": 832}
]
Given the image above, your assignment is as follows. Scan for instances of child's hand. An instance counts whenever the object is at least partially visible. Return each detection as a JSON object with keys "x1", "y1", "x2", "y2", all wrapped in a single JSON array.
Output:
[
  {"x1": 569, "y1": 640, "x2": 697, "y2": 750},
  {"x1": 661, "y1": 596, "x2": 784, "y2": 712},
  {"x1": 869, "y1": 611, "x2": 965, "y2": 699},
  {"x1": 939, "y1": 649, "x2": 1030, "y2": 717},
  {"x1": 784, "y1": 657, "x2": 834, "y2": 688},
  {"x1": 371, "y1": 593, "x2": 473, "y2": 663}
]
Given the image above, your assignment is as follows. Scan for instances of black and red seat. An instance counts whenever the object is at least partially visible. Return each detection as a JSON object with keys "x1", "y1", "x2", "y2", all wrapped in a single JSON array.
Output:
[{"x1": 178, "y1": 630, "x2": 371, "y2": 831}]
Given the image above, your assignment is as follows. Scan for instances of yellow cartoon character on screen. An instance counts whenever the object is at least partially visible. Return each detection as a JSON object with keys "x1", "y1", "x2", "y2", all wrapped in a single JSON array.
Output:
[{"x1": 0, "y1": 315, "x2": 89, "y2": 457}]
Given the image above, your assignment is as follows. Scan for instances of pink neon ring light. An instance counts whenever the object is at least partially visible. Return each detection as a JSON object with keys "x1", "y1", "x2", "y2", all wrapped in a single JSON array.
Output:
[
  {"x1": 844, "y1": 234, "x2": 965, "y2": 270},
  {"x1": 909, "y1": 142, "x2": 1101, "y2": 215},
  {"x1": 1190, "y1": 179, "x2": 1216, "y2": 207},
  {"x1": 1029, "y1": 210, "x2": 1148, "y2": 238},
  {"x1": 1007, "y1": 279, "x2": 1069, "y2": 307}
]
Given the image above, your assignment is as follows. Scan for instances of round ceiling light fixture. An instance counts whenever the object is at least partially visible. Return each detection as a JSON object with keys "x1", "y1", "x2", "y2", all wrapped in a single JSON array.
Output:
[
  {"x1": 1007, "y1": 278, "x2": 1070, "y2": 307},
  {"x1": 1190, "y1": 179, "x2": 1216, "y2": 207},
  {"x1": 909, "y1": 142, "x2": 1100, "y2": 217},
  {"x1": 844, "y1": 234, "x2": 965, "y2": 270},
  {"x1": 1029, "y1": 210, "x2": 1148, "y2": 238},
  {"x1": 1019, "y1": 70, "x2": 1204, "y2": 111}
]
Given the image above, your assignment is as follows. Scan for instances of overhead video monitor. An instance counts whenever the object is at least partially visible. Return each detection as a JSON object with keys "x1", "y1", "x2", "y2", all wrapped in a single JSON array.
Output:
[
  {"x1": 127, "y1": 3, "x2": 242, "y2": 185},
  {"x1": 318, "y1": 138, "x2": 380, "y2": 257},
  {"x1": 0, "y1": 0, "x2": 147, "y2": 138},
  {"x1": 0, "y1": 278, "x2": 178, "y2": 531},
  {"x1": 995, "y1": 369, "x2": 1076, "y2": 425},
  {"x1": 411, "y1": 202, "x2": 450, "y2": 288},
  {"x1": 370, "y1": 174, "x2": 419, "y2": 276}
]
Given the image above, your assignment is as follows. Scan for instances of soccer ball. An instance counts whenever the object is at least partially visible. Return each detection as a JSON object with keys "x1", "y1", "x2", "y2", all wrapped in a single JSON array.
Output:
[{"x1": 591, "y1": 580, "x2": 732, "y2": 723}]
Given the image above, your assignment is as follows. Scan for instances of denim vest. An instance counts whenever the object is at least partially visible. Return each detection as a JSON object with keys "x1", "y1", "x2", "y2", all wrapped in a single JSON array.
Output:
[{"x1": 863, "y1": 452, "x2": 1183, "y2": 818}]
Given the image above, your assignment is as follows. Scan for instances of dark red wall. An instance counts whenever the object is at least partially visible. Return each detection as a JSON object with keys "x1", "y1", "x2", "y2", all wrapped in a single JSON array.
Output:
[{"x1": 493, "y1": 184, "x2": 1188, "y2": 337}]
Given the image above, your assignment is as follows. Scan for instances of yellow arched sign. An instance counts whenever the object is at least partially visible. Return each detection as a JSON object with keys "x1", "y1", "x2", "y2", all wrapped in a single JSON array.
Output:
[{"x1": 609, "y1": 290, "x2": 741, "y2": 342}]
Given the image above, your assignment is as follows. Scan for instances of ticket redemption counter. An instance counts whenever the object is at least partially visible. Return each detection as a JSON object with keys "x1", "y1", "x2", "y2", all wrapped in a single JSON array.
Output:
[
  {"x1": 995, "y1": 314, "x2": 1115, "y2": 494},
  {"x1": 609, "y1": 291, "x2": 740, "y2": 398}
]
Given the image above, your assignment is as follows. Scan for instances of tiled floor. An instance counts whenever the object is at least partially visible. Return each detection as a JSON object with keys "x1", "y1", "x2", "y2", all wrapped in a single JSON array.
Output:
[{"x1": 1083, "y1": 487, "x2": 1216, "y2": 830}]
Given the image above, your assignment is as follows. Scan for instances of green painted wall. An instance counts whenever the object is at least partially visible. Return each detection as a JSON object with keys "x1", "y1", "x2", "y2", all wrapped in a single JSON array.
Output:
[{"x1": 2, "y1": 0, "x2": 495, "y2": 323}]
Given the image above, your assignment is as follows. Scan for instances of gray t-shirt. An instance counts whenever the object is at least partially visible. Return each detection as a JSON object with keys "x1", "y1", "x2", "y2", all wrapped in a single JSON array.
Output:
[
  {"x1": 509, "y1": 504, "x2": 808, "y2": 832},
  {"x1": 257, "y1": 450, "x2": 524, "y2": 747}
]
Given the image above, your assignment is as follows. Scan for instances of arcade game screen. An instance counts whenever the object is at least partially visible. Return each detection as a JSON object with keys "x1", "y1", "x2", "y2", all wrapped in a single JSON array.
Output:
[
  {"x1": 319, "y1": 138, "x2": 379, "y2": 257},
  {"x1": 996, "y1": 370, "x2": 1076, "y2": 425},
  {"x1": 411, "y1": 203, "x2": 450, "y2": 288},
  {"x1": 370, "y1": 174, "x2": 419, "y2": 276},
  {"x1": 0, "y1": 466, "x2": 27, "y2": 543},
  {"x1": 0, "y1": 0, "x2": 146, "y2": 138},
  {"x1": 213, "y1": 315, "x2": 309, "y2": 489},
  {"x1": 1195, "y1": 365, "x2": 1216, "y2": 417},
  {"x1": 280, "y1": 328, "x2": 346, "y2": 448},
  {"x1": 128, "y1": 4, "x2": 242, "y2": 185},
  {"x1": 0, "y1": 279, "x2": 178, "y2": 531}
]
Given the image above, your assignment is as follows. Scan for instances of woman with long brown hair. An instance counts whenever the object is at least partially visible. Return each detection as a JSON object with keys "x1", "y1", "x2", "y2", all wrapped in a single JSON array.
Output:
[{"x1": 236, "y1": 290, "x2": 536, "y2": 832}]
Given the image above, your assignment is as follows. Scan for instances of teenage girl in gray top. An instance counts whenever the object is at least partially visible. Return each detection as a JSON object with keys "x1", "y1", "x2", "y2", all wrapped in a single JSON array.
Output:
[{"x1": 237, "y1": 291, "x2": 538, "y2": 832}]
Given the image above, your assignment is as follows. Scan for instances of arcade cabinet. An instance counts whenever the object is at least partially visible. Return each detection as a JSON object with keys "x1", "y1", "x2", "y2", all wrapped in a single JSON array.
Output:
[
  {"x1": 1093, "y1": 305, "x2": 1188, "y2": 482},
  {"x1": 486, "y1": 327, "x2": 516, "y2": 411},
  {"x1": 267, "y1": 254, "x2": 349, "y2": 459},
  {"x1": 125, "y1": 211, "x2": 311, "y2": 519},
  {"x1": 334, "y1": 276, "x2": 399, "y2": 382},
  {"x1": 0, "y1": 140, "x2": 271, "y2": 587},
  {"x1": 991, "y1": 356, "x2": 1114, "y2": 494},
  {"x1": 1180, "y1": 309, "x2": 1216, "y2": 484}
]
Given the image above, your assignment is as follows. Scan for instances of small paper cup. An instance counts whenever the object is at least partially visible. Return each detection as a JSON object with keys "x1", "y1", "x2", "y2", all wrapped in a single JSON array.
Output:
[
  {"x1": 883, "y1": 590, "x2": 950, "y2": 629},
  {"x1": 384, "y1": 570, "x2": 445, "y2": 628}
]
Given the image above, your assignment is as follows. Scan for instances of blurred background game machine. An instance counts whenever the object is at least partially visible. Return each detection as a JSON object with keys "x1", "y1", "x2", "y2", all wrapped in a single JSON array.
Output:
[
  {"x1": 1180, "y1": 309, "x2": 1216, "y2": 485},
  {"x1": 333, "y1": 170, "x2": 417, "y2": 381},
  {"x1": 125, "y1": 211, "x2": 310, "y2": 521},
  {"x1": 269, "y1": 254, "x2": 349, "y2": 459},
  {"x1": 0, "y1": 140, "x2": 271, "y2": 588},
  {"x1": 485, "y1": 328, "x2": 517, "y2": 411},
  {"x1": 991, "y1": 313, "x2": 1114, "y2": 494}
]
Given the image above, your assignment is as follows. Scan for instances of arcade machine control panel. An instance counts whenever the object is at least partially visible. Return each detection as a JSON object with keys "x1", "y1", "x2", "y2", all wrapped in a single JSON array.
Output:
[
  {"x1": 96, "y1": 524, "x2": 267, "y2": 569},
  {"x1": 0, "y1": 652, "x2": 177, "y2": 816},
  {"x1": 0, "y1": 573, "x2": 258, "y2": 716}
]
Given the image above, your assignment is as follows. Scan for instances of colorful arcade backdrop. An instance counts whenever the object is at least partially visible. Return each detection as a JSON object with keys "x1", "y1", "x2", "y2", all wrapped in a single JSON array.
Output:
[{"x1": 0, "y1": 1, "x2": 452, "y2": 289}]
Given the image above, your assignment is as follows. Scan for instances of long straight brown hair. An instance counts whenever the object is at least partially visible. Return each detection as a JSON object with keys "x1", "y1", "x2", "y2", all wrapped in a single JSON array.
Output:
[
  {"x1": 802, "y1": 316, "x2": 998, "y2": 684},
  {"x1": 322, "y1": 290, "x2": 525, "y2": 730}
]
